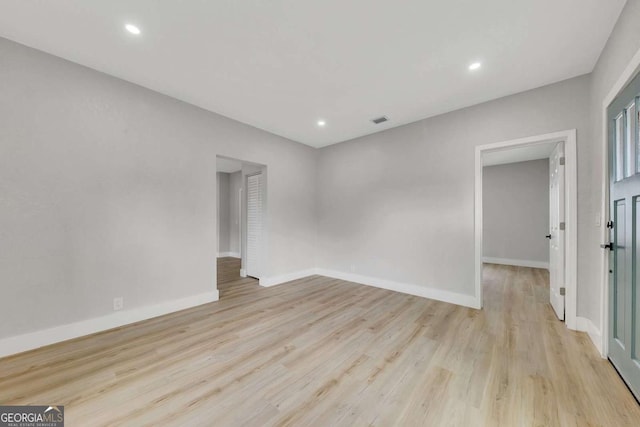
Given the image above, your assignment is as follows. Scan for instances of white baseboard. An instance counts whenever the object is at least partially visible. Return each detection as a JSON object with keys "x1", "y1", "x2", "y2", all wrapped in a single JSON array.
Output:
[
  {"x1": 217, "y1": 252, "x2": 240, "y2": 258},
  {"x1": 260, "y1": 267, "x2": 479, "y2": 309},
  {"x1": 240, "y1": 269, "x2": 247, "y2": 278},
  {"x1": 482, "y1": 257, "x2": 549, "y2": 270},
  {"x1": 576, "y1": 316, "x2": 604, "y2": 357},
  {"x1": 316, "y1": 269, "x2": 480, "y2": 309},
  {"x1": 0, "y1": 290, "x2": 219, "y2": 359},
  {"x1": 259, "y1": 269, "x2": 318, "y2": 287}
]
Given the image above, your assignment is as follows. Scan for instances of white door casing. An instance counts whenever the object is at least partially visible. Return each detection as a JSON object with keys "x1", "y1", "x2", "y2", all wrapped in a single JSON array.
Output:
[{"x1": 549, "y1": 142, "x2": 566, "y2": 320}]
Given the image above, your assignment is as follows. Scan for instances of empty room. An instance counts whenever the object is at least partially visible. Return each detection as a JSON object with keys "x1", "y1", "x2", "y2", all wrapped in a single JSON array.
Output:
[{"x1": 1, "y1": 1, "x2": 640, "y2": 426}]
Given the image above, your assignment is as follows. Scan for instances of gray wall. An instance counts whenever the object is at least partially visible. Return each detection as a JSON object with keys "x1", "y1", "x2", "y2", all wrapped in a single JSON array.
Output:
[
  {"x1": 216, "y1": 171, "x2": 241, "y2": 255},
  {"x1": 0, "y1": 37, "x2": 317, "y2": 340},
  {"x1": 217, "y1": 172, "x2": 231, "y2": 253},
  {"x1": 317, "y1": 75, "x2": 590, "y2": 299},
  {"x1": 587, "y1": 0, "x2": 640, "y2": 324},
  {"x1": 483, "y1": 159, "x2": 549, "y2": 264},
  {"x1": 228, "y1": 171, "x2": 242, "y2": 255}
]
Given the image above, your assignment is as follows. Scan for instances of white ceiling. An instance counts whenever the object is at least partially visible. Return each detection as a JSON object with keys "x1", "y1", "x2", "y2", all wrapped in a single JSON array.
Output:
[
  {"x1": 216, "y1": 157, "x2": 243, "y2": 173},
  {"x1": 0, "y1": 1, "x2": 625, "y2": 148},
  {"x1": 483, "y1": 142, "x2": 558, "y2": 167}
]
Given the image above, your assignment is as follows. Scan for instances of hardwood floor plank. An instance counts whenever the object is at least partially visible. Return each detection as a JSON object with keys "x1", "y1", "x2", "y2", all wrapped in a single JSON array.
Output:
[{"x1": 0, "y1": 260, "x2": 638, "y2": 426}]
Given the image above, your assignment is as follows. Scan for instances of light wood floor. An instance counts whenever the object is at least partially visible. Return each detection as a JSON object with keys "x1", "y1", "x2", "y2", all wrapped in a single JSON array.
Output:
[
  {"x1": 1, "y1": 260, "x2": 639, "y2": 426},
  {"x1": 217, "y1": 256, "x2": 243, "y2": 289}
]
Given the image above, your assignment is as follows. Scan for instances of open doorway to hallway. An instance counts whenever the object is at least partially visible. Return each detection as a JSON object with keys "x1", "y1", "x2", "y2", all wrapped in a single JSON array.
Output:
[
  {"x1": 475, "y1": 130, "x2": 577, "y2": 328},
  {"x1": 216, "y1": 156, "x2": 267, "y2": 298},
  {"x1": 482, "y1": 154, "x2": 553, "y2": 319}
]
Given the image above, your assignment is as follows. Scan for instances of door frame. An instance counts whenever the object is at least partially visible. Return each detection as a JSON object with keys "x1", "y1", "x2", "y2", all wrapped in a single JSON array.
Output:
[
  {"x1": 474, "y1": 129, "x2": 578, "y2": 329},
  {"x1": 216, "y1": 155, "x2": 268, "y2": 284},
  {"x1": 599, "y1": 45, "x2": 640, "y2": 358}
]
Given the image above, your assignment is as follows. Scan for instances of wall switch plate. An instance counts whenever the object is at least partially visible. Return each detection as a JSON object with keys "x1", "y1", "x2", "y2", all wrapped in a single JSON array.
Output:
[{"x1": 113, "y1": 297, "x2": 124, "y2": 311}]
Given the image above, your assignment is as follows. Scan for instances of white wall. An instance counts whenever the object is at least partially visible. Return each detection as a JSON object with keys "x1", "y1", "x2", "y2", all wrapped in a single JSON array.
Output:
[
  {"x1": 0, "y1": 37, "x2": 317, "y2": 341},
  {"x1": 483, "y1": 159, "x2": 549, "y2": 266},
  {"x1": 317, "y1": 75, "x2": 590, "y2": 304}
]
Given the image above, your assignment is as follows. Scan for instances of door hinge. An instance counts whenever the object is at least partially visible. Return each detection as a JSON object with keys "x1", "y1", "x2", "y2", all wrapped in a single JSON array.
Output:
[
  {"x1": 559, "y1": 157, "x2": 565, "y2": 166},
  {"x1": 559, "y1": 222, "x2": 565, "y2": 231},
  {"x1": 607, "y1": 220, "x2": 614, "y2": 229},
  {"x1": 560, "y1": 287, "x2": 566, "y2": 296}
]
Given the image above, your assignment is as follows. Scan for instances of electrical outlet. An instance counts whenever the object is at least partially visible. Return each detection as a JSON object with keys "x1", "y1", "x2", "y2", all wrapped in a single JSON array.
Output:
[
  {"x1": 350, "y1": 264, "x2": 356, "y2": 272},
  {"x1": 113, "y1": 297, "x2": 124, "y2": 311}
]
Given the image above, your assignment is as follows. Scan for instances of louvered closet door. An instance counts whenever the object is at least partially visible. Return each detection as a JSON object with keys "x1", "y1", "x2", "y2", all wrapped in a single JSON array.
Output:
[{"x1": 246, "y1": 173, "x2": 262, "y2": 278}]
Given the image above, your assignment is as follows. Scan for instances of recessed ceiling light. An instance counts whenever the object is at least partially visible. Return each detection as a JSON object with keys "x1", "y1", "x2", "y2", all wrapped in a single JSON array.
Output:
[
  {"x1": 469, "y1": 62, "x2": 482, "y2": 71},
  {"x1": 317, "y1": 120, "x2": 326, "y2": 127},
  {"x1": 125, "y1": 24, "x2": 141, "y2": 35}
]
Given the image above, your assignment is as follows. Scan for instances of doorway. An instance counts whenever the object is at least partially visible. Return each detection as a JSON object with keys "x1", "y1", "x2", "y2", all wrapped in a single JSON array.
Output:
[
  {"x1": 474, "y1": 130, "x2": 578, "y2": 328},
  {"x1": 215, "y1": 156, "x2": 267, "y2": 297}
]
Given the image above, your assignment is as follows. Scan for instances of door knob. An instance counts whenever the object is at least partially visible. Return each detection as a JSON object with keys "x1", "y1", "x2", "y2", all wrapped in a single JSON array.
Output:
[
  {"x1": 545, "y1": 234, "x2": 552, "y2": 239},
  {"x1": 600, "y1": 243, "x2": 614, "y2": 250}
]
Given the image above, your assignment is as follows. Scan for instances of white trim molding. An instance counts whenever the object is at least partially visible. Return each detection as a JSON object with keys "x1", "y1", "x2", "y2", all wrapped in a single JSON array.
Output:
[
  {"x1": 599, "y1": 44, "x2": 640, "y2": 359},
  {"x1": 217, "y1": 251, "x2": 241, "y2": 258},
  {"x1": 576, "y1": 316, "x2": 603, "y2": 356},
  {"x1": 259, "y1": 269, "x2": 318, "y2": 287},
  {"x1": 0, "y1": 290, "x2": 219, "y2": 359},
  {"x1": 475, "y1": 129, "x2": 578, "y2": 330},
  {"x1": 482, "y1": 257, "x2": 549, "y2": 270},
  {"x1": 317, "y1": 269, "x2": 480, "y2": 309}
]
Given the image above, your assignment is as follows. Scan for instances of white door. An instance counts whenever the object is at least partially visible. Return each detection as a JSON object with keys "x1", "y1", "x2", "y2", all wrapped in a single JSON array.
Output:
[
  {"x1": 549, "y1": 142, "x2": 566, "y2": 320},
  {"x1": 246, "y1": 173, "x2": 262, "y2": 278}
]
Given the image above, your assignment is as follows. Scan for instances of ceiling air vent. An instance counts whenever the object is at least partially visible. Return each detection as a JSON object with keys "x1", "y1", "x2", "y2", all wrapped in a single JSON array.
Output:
[{"x1": 371, "y1": 116, "x2": 388, "y2": 124}]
